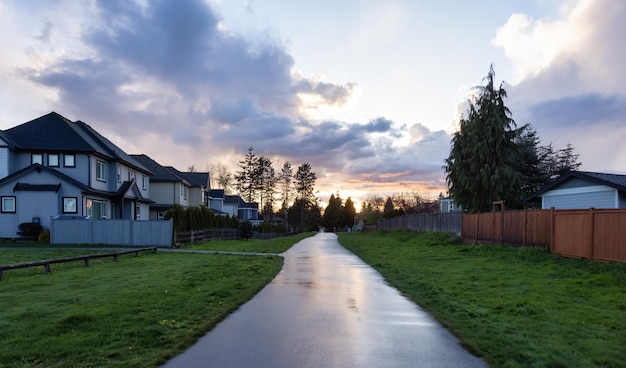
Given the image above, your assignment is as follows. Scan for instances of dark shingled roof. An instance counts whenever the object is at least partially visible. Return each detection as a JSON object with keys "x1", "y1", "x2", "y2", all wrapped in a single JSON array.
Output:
[
  {"x1": 176, "y1": 171, "x2": 209, "y2": 188},
  {"x1": 4, "y1": 112, "x2": 151, "y2": 174},
  {"x1": 528, "y1": 171, "x2": 626, "y2": 199},
  {"x1": 130, "y1": 154, "x2": 184, "y2": 183}
]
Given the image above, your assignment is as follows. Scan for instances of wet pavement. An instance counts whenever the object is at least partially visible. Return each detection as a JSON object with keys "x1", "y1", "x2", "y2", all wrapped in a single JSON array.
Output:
[{"x1": 162, "y1": 232, "x2": 487, "y2": 368}]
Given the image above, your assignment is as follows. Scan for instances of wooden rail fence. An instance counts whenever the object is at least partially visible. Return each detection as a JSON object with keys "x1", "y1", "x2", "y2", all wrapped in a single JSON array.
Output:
[{"x1": 0, "y1": 247, "x2": 157, "y2": 280}]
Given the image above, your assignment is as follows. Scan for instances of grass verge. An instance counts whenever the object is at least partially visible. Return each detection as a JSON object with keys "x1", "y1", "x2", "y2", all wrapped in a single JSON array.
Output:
[
  {"x1": 184, "y1": 232, "x2": 314, "y2": 253},
  {"x1": 338, "y1": 231, "x2": 626, "y2": 368},
  {"x1": 0, "y1": 235, "x2": 306, "y2": 367}
]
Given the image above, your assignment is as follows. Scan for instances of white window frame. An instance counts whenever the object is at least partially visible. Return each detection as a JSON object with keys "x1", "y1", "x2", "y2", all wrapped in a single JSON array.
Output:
[
  {"x1": 1, "y1": 196, "x2": 16, "y2": 213},
  {"x1": 31, "y1": 153, "x2": 43, "y2": 165},
  {"x1": 96, "y1": 160, "x2": 106, "y2": 181},
  {"x1": 129, "y1": 171, "x2": 136, "y2": 181},
  {"x1": 64, "y1": 154, "x2": 75, "y2": 167},
  {"x1": 117, "y1": 165, "x2": 122, "y2": 183},
  {"x1": 142, "y1": 175, "x2": 148, "y2": 190},
  {"x1": 48, "y1": 153, "x2": 59, "y2": 167}
]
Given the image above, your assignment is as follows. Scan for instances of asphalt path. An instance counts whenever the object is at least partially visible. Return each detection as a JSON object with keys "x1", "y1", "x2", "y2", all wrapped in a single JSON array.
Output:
[{"x1": 162, "y1": 232, "x2": 487, "y2": 368}]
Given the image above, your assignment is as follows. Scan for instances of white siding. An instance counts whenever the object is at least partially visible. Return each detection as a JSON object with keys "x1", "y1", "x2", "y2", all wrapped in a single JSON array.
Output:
[
  {"x1": 17, "y1": 191, "x2": 58, "y2": 230},
  {"x1": 542, "y1": 186, "x2": 617, "y2": 209},
  {"x1": 0, "y1": 147, "x2": 8, "y2": 180}
]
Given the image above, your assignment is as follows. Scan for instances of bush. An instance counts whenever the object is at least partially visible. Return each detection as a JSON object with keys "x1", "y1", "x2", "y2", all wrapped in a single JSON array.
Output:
[
  {"x1": 18, "y1": 222, "x2": 42, "y2": 239},
  {"x1": 38, "y1": 230, "x2": 51, "y2": 243},
  {"x1": 239, "y1": 221, "x2": 253, "y2": 240}
]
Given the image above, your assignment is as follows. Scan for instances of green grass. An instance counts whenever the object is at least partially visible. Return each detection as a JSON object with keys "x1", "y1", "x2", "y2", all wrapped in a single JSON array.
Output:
[
  {"x1": 0, "y1": 236, "x2": 307, "y2": 367},
  {"x1": 184, "y1": 232, "x2": 314, "y2": 253},
  {"x1": 338, "y1": 231, "x2": 626, "y2": 368}
]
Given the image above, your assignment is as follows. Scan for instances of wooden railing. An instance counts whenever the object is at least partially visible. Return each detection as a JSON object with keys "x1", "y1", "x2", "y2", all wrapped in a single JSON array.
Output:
[{"x1": 0, "y1": 247, "x2": 157, "y2": 280}]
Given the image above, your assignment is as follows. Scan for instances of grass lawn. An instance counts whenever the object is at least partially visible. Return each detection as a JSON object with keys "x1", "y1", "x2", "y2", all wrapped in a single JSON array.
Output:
[
  {"x1": 184, "y1": 232, "x2": 314, "y2": 253},
  {"x1": 338, "y1": 231, "x2": 626, "y2": 368},
  {"x1": 0, "y1": 235, "x2": 307, "y2": 368}
]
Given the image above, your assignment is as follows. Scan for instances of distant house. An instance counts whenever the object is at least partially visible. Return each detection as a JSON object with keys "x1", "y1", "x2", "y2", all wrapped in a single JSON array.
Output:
[
  {"x1": 129, "y1": 154, "x2": 192, "y2": 219},
  {"x1": 208, "y1": 189, "x2": 227, "y2": 215},
  {"x1": 175, "y1": 170, "x2": 210, "y2": 208},
  {"x1": 527, "y1": 171, "x2": 626, "y2": 209},
  {"x1": 438, "y1": 197, "x2": 462, "y2": 212},
  {"x1": 0, "y1": 112, "x2": 153, "y2": 238}
]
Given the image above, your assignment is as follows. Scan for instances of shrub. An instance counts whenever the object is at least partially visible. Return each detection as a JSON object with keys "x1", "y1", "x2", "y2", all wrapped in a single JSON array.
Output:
[{"x1": 38, "y1": 230, "x2": 51, "y2": 243}]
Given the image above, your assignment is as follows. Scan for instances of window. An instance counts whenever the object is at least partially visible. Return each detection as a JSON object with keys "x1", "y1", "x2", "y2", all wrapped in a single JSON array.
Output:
[
  {"x1": 128, "y1": 171, "x2": 136, "y2": 181},
  {"x1": 31, "y1": 153, "x2": 43, "y2": 165},
  {"x1": 142, "y1": 175, "x2": 148, "y2": 190},
  {"x1": 117, "y1": 165, "x2": 122, "y2": 183},
  {"x1": 48, "y1": 154, "x2": 59, "y2": 167},
  {"x1": 157, "y1": 211, "x2": 165, "y2": 220},
  {"x1": 64, "y1": 154, "x2": 75, "y2": 167},
  {"x1": 183, "y1": 186, "x2": 188, "y2": 200},
  {"x1": 136, "y1": 205, "x2": 141, "y2": 220},
  {"x1": 96, "y1": 160, "x2": 106, "y2": 181},
  {"x1": 1, "y1": 197, "x2": 16, "y2": 213},
  {"x1": 86, "y1": 199, "x2": 107, "y2": 219},
  {"x1": 63, "y1": 197, "x2": 78, "y2": 214}
]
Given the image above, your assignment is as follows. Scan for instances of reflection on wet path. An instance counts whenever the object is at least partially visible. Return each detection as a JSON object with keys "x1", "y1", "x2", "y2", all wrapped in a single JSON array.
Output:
[{"x1": 162, "y1": 232, "x2": 487, "y2": 368}]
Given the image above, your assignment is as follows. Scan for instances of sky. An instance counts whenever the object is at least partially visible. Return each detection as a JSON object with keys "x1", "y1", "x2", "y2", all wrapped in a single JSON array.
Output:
[{"x1": 1, "y1": 0, "x2": 625, "y2": 210}]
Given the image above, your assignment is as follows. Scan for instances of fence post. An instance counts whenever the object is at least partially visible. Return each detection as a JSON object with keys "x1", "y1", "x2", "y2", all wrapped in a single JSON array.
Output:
[
  {"x1": 475, "y1": 212, "x2": 479, "y2": 243},
  {"x1": 523, "y1": 208, "x2": 527, "y2": 247},
  {"x1": 589, "y1": 208, "x2": 595, "y2": 259},
  {"x1": 550, "y1": 207, "x2": 556, "y2": 253}
]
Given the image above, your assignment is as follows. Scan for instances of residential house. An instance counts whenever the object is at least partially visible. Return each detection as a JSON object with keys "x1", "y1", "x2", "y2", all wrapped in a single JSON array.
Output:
[
  {"x1": 169, "y1": 169, "x2": 210, "y2": 208},
  {"x1": 129, "y1": 154, "x2": 192, "y2": 220},
  {"x1": 224, "y1": 195, "x2": 259, "y2": 223},
  {"x1": 438, "y1": 197, "x2": 462, "y2": 212},
  {"x1": 0, "y1": 112, "x2": 153, "y2": 238},
  {"x1": 527, "y1": 171, "x2": 626, "y2": 209},
  {"x1": 208, "y1": 189, "x2": 227, "y2": 215}
]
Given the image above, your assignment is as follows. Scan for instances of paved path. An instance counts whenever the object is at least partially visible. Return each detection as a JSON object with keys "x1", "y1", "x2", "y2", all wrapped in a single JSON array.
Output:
[{"x1": 162, "y1": 232, "x2": 487, "y2": 368}]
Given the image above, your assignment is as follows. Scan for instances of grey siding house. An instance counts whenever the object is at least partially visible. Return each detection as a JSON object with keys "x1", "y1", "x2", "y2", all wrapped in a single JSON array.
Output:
[
  {"x1": 528, "y1": 171, "x2": 626, "y2": 209},
  {"x1": 130, "y1": 154, "x2": 192, "y2": 220},
  {"x1": 0, "y1": 112, "x2": 153, "y2": 238}
]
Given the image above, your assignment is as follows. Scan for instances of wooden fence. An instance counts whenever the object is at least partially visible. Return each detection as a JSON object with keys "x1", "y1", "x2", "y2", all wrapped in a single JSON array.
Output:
[
  {"x1": 0, "y1": 247, "x2": 157, "y2": 280},
  {"x1": 377, "y1": 212, "x2": 462, "y2": 235},
  {"x1": 174, "y1": 228, "x2": 238, "y2": 246},
  {"x1": 461, "y1": 208, "x2": 626, "y2": 262},
  {"x1": 462, "y1": 209, "x2": 551, "y2": 247}
]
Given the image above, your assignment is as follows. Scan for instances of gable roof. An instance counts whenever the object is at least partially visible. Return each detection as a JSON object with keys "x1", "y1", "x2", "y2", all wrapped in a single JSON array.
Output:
[
  {"x1": 529, "y1": 171, "x2": 626, "y2": 199},
  {"x1": 209, "y1": 189, "x2": 225, "y2": 199},
  {"x1": 130, "y1": 154, "x2": 186, "y2": 183},
  {"x1": 176, "y1": 171, "x2": 209, "y2": 188},
  {"x1": 0, "y1": 163, "x2": 92, "y2": 193},
  {"x1": 4, "y1": 112, "x2": 151, "y2": 174}
]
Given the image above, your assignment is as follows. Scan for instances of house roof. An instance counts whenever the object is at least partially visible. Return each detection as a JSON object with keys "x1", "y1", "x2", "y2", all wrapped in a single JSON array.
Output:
[
  {"x1": 129, "y1": 154, "x2": 185, "y2": 183},
  {"x1": 176, "y1": 171, "x2": 209, "y2": 188},
  {"x1": 0, "y1": 163, "x2": 92, "y2": 192},
  {"x1": 209, "y1": 189, "x2": 225, "y2": 198},
  {"x1": 4, "y1": 112, "x2": 151, "y2": 175},
  {"x1": 528, "y1": 171, "x2": 626, "y2": 199}
]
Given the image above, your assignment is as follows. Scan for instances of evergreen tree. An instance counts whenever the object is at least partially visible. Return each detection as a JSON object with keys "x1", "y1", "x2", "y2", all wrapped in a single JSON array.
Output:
[
  {"x1": 343, "y1": 197, "x2": 356, "y2": 228},
  {"x1": 444, "y1": 65, "x2": 522, "y2": 212},
  {"x1": 323, "y1": 193, "x2": 343, "y2": 231},
  {"x1": 234, "y1": 147, "x2": 258, "y2": 202},
  {"x1": 278, "y1": 162, "x2": 293, "y2": 218}
]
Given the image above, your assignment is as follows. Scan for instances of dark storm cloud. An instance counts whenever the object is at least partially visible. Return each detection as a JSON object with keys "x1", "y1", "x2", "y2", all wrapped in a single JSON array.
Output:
[
  {"x1": 16, "y1": 0, "x2": 448, "y2": 193},
  {"x1": 529, "y1": 93, "x2": 626, "y2": 128}
]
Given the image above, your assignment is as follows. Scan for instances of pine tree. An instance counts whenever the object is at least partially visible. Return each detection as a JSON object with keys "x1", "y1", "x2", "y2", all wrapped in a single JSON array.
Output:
[{"x1": 444, "y1": 65, "x2": 522, "y2": 212}]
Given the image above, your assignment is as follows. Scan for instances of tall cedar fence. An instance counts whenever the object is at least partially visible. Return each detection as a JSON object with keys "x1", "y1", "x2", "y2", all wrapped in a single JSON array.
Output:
[
  {"x1": 378, "y1": 209, "x2": 625, "y2": 262},
  {"x1": 463, "y1": 208, "x2": 626, "y2": 262}
]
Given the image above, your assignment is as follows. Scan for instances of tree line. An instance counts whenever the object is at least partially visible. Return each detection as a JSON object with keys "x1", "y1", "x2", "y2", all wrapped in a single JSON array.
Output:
[
  {"x1": 209, "y1": 147, "x2": 322, "y2": 232},
  {"x1": 444, "y1": 65, "x2": 581, "y2": 213}
]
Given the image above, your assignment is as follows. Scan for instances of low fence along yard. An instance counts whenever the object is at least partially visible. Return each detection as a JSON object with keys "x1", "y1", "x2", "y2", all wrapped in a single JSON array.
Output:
[{"x1": 51, "y1": 219, "x2": 173, "y2": 247}]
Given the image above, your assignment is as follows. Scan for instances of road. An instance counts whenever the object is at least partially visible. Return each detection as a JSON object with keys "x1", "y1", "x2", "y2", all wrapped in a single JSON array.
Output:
[{"x1": 162, "y1": 232, "x2": 487, "y2": 368}]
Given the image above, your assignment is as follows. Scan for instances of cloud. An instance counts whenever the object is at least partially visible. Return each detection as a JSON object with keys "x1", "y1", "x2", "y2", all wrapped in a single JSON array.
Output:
[
  {"x1": 2, "y1": 0, "x2": 452, "y2": 202},
  {"x1": 496, "y1": 0, "x2": 626, "y2": 173}
]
